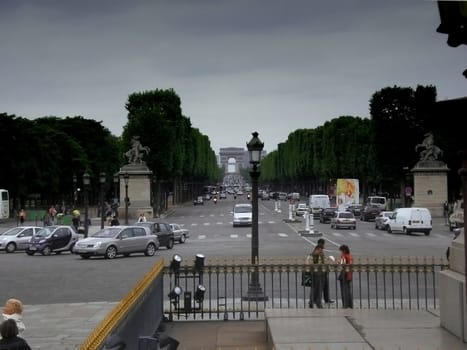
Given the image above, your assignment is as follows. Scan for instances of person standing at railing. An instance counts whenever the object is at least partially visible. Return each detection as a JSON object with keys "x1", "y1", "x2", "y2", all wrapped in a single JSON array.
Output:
[
  {"x1": 307, "y1": 240, "x2": 325, "y2": 308},
  {"x1": 338, "y1": 244, "x2": 353, "y2": 309}
]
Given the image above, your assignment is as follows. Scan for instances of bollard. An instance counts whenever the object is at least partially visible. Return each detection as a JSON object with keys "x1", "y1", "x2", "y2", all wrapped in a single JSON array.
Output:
[
  {"x1": 305, "y1": 212, "x2": 310, "y2": 232},
  {"x1": 288, "y1": 204, "x2": 294, "y2": 221}
]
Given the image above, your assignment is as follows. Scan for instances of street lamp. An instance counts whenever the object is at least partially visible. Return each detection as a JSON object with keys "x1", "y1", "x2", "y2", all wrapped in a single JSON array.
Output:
[
  {"x1": 124, "y1": 173, "x2": 130, "y2": 225},
  {"x1": 100, "y1": 172, "x2": 106, "y2": 229},
  {"x1": 83, "y1": 172, "x2": 91, "y2": 238},
  {"x1": 113, "y1": 174, "x2": 119, "y2": 218},
  {"x1": 244, "y1": 131, "x2": 268, "y2": 301},
  {"x1": 72, "y1": 174, "x2": 77, "y2": 207}
]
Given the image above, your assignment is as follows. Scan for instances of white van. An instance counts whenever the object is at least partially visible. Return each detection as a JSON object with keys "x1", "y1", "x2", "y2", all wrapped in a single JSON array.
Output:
[
  {"x1": 387, "y1": 207, "x2": 432, "y2": 236},
  {"x1": 366, "y1": 196, "x2": 387, "y2": 210},
  {"x1": 233, "y1": 203, "x2": 252, "y2": 227},
  {"x1": 309, "y1": 195, "x2": 331, "y2": 218}
]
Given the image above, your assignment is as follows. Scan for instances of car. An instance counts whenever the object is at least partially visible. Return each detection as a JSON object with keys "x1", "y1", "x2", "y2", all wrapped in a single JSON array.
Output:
[
  {"x1": 169, "y1": 223, "x2": 190, "y2": 243},
  {"x1": 387, "y1": 207, "x2": 432, "y2": 235},
  {"x1": 25, "y1": 225, "x2": 79, "y2": 256},
  {"x1": 448, "y1": 210, "x2": 464, "y2": 231},
  {"x1": 193, "y1": 196, "x2": 204, "y2": 205},
  {"x1": 319, "y1": 207, "x2": 338, "y2": 223},
  {"x1": 278, "y1": 192, "x2": 288, "y2": 201},
  {"x1": 360, "y1": 205, "x2": 382, "y2": 221},
  {"x1": 233, "y1": 203, "x2": 252, "y2": 227},
  {"x1": 261, "y1": 192, "x2": 270, "y2": 200},
  {"x1": 295, "y1": 203, "x2": 309, "y2": 217},
  {"x1": 219, "y1": 191, "x2": 227, "y2": 199},
  {"x1": 374, "y1": 211, "x2": 394, "y2": 230},
  {"x1": 73, "y1": 225, "x2": 159, "y2": 259},
  {"x1": 0, "y1": 226, "x2": 42, "y2": 253},
  {"x1": 330, "y1": 211, "x2": 357, "y2": 229},
  {"x1": 135, "y1": 221, "x2": 175, "y2": 249},
  {"x1": 346, "y1": 204, "x2": 363, "y2": 217}
]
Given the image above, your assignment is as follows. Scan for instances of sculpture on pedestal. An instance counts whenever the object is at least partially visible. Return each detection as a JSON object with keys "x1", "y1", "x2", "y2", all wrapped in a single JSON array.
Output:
[
  {"x1": 415, "y1": 132, "x2": 443, "y2": 161},
  {"x1": 124, "y1": 136, "x2": 150, "y2": 164}
]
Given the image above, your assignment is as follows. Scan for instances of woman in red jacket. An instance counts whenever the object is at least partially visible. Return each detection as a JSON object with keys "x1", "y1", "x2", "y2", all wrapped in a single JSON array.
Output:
[{"x1": 338, "y1": 244, "x2": 353, "y2": 309}]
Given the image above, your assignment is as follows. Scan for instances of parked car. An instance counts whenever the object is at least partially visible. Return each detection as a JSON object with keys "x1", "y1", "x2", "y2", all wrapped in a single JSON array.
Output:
[
  {"x1": 387, "y1": 207, "x2": 432, "y2": 235},
  {"x1": 319, "y1": 207, "x2": 338, "y2": 224},
  {"x1": 233, "y1": 203, "x2": 252, "y2": 227},
  {"x1": 169, "y1": 223, "x2": 190, "y2": 243},
  {"x1": 295, "y1": 203, "x2": 309, "y2": 217},
  {"x1": 374, "y1": 211, "x2": 394, "y2": 230},
  {"x1": 330, "y1": 211, "x2": 357, "y2": 230},
  {"x1": 73, "y1": 226, "x2": 159, "y2": 259},
  {"x1": 278, "y1": 192, "x2": 288, "y2": 201},
  {"x1": 360, "y1": 205, "x2": 382, "y2": 221},
  {"x1": 193, "y1": 196, "x2": 204, "y2": 205},
  {"x1": 25, "y1": 226, "x2": 79, "y2": 256},
  {"x1": 219, "y1": 191, "x2": 227, "y2": 199},
  {"x1": 448, "y1": 210, "x2": 464, "y2": 231},
  {"x1": 0, "y1": 226, "x2": 42, "y2": 253},
  {"x1": 135, "y1": 221, "x2": 175, "y2": 249}
]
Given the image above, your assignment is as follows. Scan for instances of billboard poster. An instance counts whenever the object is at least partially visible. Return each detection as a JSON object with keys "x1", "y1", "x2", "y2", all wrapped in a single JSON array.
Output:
[{"x1": 336, "y1": 179, "x2": 359, "y2": 209}]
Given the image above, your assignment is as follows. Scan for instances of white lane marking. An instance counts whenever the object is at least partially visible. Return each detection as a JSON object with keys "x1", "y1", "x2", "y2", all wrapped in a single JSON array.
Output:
[
  {"x1": 209, "y1": 214, "x2": 215, "y2": 217},
  {"x1": 366, "y1": 232, "x2": 376, "y2": 237},
  {"x1": 268, "y1": 221, "x2": 276, "y2": 224},
  {"x1": 278, "y1": 233, "x2": 288, "y2": 237},
  {"x1": 349, "y1": 232, "x2": 359, "y2": 237},
  {"x1": 332, "y1": 232, "x2": 343, "y2": 237},
  {"x1": 191, "y1": 223, "x2": 198, "y2": 226},
  {"x1": 203, "y1": 222, "x2": 211, "y2": 226},
  {"x1": 220, "y1": 214, "x2": 225, "y2": 217},
  {"x1": 230, "y1": 234, "x2": 239, "y2": 238},
  {"x1": 246, "y1": 233, "x2": 252, "y2": 238},
  {"x1": 200, "y1": 215, "x2": 205, "y2": 218},
  {"x1": 216, "y1": 222, "x2": 223, "y2": 225},
  {"x1": 198, "y1": 235, "x2": 206, "y2": 239}
]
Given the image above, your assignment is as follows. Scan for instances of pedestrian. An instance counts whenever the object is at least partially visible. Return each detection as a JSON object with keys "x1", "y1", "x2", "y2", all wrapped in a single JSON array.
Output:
[
  {"x1": 137, "y1": 213, "x2": 147, "y2": 223},
  {"x1": 72, "y1": 209, "x2": 80, "y2": 231},
  {"x1": 48, "y1": 206, "x2": 57, "y2": 225},
  {"x1": 317, "y1": 239, "x2": 335, "y2": 304},
  {"x1": 2, "y1": 299, "x2": 25, "y2": 337},
  {"x1": 18, "y1": 209, "x2": 26, "y2": 225},
  {"x1": 307, "y1": 239, "x2": 325, "y2": 308},
  {"x1": 338, "y1": 244, "x2": 354, "y2": 309},
  {"x1": 0, "y1": 319, "x2": 31, "y2": 349},
  {"x1": 110, "y1": 216, "x2": 120, "y2": 226}
]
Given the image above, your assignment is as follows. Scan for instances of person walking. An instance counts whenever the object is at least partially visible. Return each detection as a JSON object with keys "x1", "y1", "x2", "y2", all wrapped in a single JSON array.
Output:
[
  {"x1": 18, "y1": 209, "x2": 26, "y2": 225},
  {"x1": 338, "y1": 244, "x2": 354, "y2": 309},
  {"x1": 307, "y1": 239, "x2": 325, "y2": 308},
  {"x1": 137, "y1": 213, "x2": 147, "y2": 223}
]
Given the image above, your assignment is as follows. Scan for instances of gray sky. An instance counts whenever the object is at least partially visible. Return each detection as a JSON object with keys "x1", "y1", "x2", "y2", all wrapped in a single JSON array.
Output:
[{"x1": 0, "y1": 0, "x2": 465, "y2": 153}]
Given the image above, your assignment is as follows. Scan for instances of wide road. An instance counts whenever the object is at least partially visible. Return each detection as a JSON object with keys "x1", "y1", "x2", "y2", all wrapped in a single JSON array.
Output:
[{"x1": 0, "y1": 195, "x2": 453, "y2": 305}]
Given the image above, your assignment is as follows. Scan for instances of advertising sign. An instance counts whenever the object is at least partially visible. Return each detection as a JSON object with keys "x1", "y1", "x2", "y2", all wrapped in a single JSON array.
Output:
[{"x1": 336, "y1": 179, "x2": 359, "y2": 209}]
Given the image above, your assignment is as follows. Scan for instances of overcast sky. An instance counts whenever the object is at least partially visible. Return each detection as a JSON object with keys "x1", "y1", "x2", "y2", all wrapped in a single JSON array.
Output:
[{"x1": 0, "y1": 0, "x2": 465, "y2": 153}]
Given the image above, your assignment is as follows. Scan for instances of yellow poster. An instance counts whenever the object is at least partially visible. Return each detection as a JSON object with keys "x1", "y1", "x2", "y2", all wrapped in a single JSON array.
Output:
[{"x1": 336, "y1": 179, "x2": 359, "y2": 207}]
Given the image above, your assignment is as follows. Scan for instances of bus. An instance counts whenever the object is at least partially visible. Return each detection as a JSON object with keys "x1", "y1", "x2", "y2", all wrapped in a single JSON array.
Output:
[{"x1": 0, "y1": 189, "x2": 9, "y2": 219}]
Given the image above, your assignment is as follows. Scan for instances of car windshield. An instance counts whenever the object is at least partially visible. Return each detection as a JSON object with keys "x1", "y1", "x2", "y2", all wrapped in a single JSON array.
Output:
[
  {"x1": 234, "y1": 205, "x2": 251, "y2": 213},
  {"x1": 35, "y1": 227, "x2": 56, "y2": 237},
  {"x1": 92, "y1": 228, "x2": 122, "y2": 238},
  {"x1": 1, "y1": 227, "x2": 23, "y2": 236},
  {"x1": 339, "y1": 212, "x2": 354, "y2": 218}
]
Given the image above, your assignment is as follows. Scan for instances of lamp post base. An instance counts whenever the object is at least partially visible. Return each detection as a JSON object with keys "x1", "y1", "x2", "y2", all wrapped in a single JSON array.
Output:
[{"x1": 242, "y1": 283, "x2": 269, "y2": 301}]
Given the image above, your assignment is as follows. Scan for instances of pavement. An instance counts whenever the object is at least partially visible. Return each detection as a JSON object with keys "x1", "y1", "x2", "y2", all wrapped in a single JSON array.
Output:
[{"x1": 19, "y1": 303, "x2": 467, "y2": 349}]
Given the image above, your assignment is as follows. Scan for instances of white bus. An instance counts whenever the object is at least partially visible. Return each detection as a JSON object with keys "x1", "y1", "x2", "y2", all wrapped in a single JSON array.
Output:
[{"x1": 0, "y1": 189, "x2": 9, "y2": 219}]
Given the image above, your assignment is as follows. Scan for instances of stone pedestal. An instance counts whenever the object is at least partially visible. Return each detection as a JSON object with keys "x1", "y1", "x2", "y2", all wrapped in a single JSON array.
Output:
[
  {"x1": 440, "y1": 230, "x2": 467, "y2": 341},
  {"x1": 118, "y1": 164, "x2": 153, "y2": 221},
  {"x1": 412, "y1": 160, "x2": 449, "y2": 217}
]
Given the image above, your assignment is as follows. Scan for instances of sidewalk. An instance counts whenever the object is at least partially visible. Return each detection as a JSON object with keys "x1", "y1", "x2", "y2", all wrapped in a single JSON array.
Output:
[{"x1": 20, "y1": 303, "x2": 467, "y2": 350}]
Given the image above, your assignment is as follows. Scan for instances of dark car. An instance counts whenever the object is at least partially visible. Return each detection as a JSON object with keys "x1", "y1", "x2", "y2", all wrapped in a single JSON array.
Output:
[
  {"x1": 319, "y1": 207, "x2": 338, "y2": 223},
  {"x1": 25, "y1": 226, "x2": 79, "y2": 256},
  {"x1": 360, "y1": 205, "x2": 382, "y2": 221},
  {"x1": 346, "y1": 204, "x2": 363, "y2": 217},
  {"x1": 135, "y1": 221, "x2": 175, "y2": 249}
]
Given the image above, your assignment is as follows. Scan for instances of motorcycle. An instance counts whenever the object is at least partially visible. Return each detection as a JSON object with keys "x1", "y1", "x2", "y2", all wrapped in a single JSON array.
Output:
[
  {"x1": 247, "y1": 194, "x2": 251, "y2": 200},
  {"x1": 213, "y1": 197, "x2": 218, "y2": 204}
]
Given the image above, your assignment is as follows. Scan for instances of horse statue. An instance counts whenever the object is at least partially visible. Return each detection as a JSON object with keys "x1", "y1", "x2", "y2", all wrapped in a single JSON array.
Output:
[
  {"x1": 124, "y1": 136, "x2": 150, "y2": 164},
  {"x1": 415, "y1": 132, "x2": 443, "y2": 161}
]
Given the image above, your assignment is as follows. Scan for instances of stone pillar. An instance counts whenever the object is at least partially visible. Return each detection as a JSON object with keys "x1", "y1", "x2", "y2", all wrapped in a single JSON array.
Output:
[
  {"x1": 118, "y1": 164, "x2": 153, "y2": 222},
  {"x1": 411, "y1": 160, "x2": 449, "y2": 217}
]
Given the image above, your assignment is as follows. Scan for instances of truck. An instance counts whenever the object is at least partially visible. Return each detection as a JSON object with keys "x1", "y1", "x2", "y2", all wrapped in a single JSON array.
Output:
[{"x1": 309, "y1": 194, "x2": 331, "y2": 218}]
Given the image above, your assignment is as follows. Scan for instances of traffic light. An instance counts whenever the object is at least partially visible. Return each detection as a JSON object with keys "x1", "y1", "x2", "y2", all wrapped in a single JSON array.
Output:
[{"x1": 437, "y1": 1, "x2": 467, "y2": 47}]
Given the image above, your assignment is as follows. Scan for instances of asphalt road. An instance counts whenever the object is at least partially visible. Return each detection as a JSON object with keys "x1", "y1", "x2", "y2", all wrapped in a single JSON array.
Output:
[{"x1": 0, "y1": 196, "x2": 453, "y2": 305}]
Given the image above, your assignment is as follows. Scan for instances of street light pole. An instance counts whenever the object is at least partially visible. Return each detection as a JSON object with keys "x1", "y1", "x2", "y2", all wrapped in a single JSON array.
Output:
[
  {"x1": 243, "y1": 131, "x2": 268, "y2": 301},
  {"x1": 83, "y1": 172, "x2": 90, "y2": 238},
  {"x1": 99, "y1": 172, "x2": 106, "y2": 229},
  {"x1": 72, "y1": 174, "x2": 77, "y2": 207},
  {"x1": 113, "y1": 174, "x2": 119, "y2": 218},
  {"x1": 124, "y1": 173, "x2": 130, "y2": 225}
]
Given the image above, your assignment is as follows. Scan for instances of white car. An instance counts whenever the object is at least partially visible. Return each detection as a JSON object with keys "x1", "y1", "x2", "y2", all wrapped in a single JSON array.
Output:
[
  {"x1": 295, "y1": 203, "x2": 309, "y2": 217},
  {"x1": 330, "y1": 211, "x2": 357, "y2": 230},
  {"x1": 169, "y1": 223, "x2": 190, "y2": 243},
  {"x1": 374, "y1": 211, "x2": 394, "y2": 230},
  {"x1": 233, "y1": 203, "x2": 252, "y2": 227},
  {"x1": 0, "y1": 226, "x2": 42, "y2": 253}
]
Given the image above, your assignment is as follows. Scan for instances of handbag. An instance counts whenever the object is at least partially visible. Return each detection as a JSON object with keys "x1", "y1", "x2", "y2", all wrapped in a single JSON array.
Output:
[{"x1": 301, "y1": 271, "x2": 313, "y2": 286}]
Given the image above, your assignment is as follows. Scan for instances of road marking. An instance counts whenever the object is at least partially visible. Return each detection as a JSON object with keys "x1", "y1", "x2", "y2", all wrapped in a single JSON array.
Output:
[
  {"x1": 230, "y1": 234, "x2": 238, "y2": 238},
  {"x1": 199, "y1": 215, "x2": 205, "y2": 218},
  {"x1": 268, "y1": 221, "x2": 276, "y2": 224},
  {"x1": 332, "y1": 232, "x2": 343, "y2": 237},
  {"x1": 278, "y1": 233, "x2": 288, "y2": 237},
  {"x1": 220, "y1": 214, "x2": 225, "y2": 217},
  {"x1": 246, "y1": 233, "x2": 252, "y2": 238},
  {"x1": 216, "y1": 222, "x2": 223, "y2": 225},
  {"x1": 209, "y1": 214, "x2": 215, "y2": 217},
  {"x1": 198, "y1": 235, "x2": 206, "y2": 239},
  {"x1": 191, "y1": 223, "x2": 198, "y2": 226},
  {"x1": 349, "y1": 232, "x2": 359, "y2": 237},
  {"x1": 366, "y1": 232, "x2": 376, "y2": 237},
  {"x1": 203, "y1": 222, "x2": 211, "y2": 226}
]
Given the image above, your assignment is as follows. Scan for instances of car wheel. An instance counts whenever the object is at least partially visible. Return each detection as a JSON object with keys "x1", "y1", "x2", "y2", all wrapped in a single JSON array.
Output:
[
  {"x1": 387, "y1": 226, "x2": 393, "y2": 234},
  {"x1": 384, "y1": 224, "x2": 389, "y2": 231},
  {"x1": 352, "y1": 226, "x2": 356, "y2": 230},
  {"x1": 167, "y1": 239, "x2": 174, "y2": 250},
  {"x1": 5, "y1": 242, "x2": 16, "y2": 253},
  {"x1": 403, "y1": 227, "x2": 409, "y2": 235},
  {"x1": 424, "y1": 230, "x2": 431, "y2": 236},
  {"x1": 179, "y1": 234, "x2": 186, "y2": 244},
  {"x1": 26, "y1": 250, "x2": 35, "y2": 256},
  {"x1": 123, "y1": 253, "x2": 130, "y2": 257},
  {"x1": 105, "y1": 246, "x2": 117, "y2": 259},
  {"x1": 449, "y1": 224, "x2": 454, "y2": 232},
  {"x1": 69, "y1": 243, "x2": 76, "y2": 253},
  {"x1": 80, "y1": 255, "x2": 91, "y2": 259},
  {"x1": 55, "y1": 251, "x2": 62, "y2": 255},
  {"x1": 375, "y1": 223, "x2": 378, "y2": 230},
  {"x1": 145, "y1": 243, "x2": 156, "y2": 256},
  {"x1": 41, "y1": 246, "x2": 52, "y2": 256}
]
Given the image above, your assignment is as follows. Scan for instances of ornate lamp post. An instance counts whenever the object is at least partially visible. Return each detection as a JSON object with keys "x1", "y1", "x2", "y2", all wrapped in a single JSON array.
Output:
[
  {"x1": 99, "y1": 172, "x2": 106, "y2": 229},
  {"x1": 124, "y1": 173, "x2": 130, "y2": 225},
  {"x1": 244, "y1": 131, "x2": 268, "y2": 301},
  {"x1": 113, "y1": 174, "x2": 119, "y2": 218},
  {"x1": 83, "y1": 172, "x2": 91, "y2": 238}
]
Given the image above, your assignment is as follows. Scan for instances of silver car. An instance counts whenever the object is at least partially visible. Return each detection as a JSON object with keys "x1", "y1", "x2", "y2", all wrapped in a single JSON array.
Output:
[
  {"x1": 169, "y1": 223, "x2": 190, "y2": 243},
  {"x1": 0, "y1": 226, "x2": 42, "y2": 253},
  {"x1": 73, "y1": 225, "x2": 159, "y2": 259}
]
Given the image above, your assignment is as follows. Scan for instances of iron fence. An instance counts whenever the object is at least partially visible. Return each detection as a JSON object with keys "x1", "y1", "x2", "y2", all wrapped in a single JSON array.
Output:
[{"x1": 163, "y1": 256, "x2": 449, "y2": 321}]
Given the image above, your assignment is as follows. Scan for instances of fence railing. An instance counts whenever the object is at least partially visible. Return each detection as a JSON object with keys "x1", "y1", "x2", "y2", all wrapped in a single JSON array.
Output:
[{"x1": 163, "y1": 256, "x2": 449, "y2": 321}]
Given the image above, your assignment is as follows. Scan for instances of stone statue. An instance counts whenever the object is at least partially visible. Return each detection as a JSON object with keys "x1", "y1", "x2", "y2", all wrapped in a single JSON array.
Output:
[
  {"x1": 415, "y1": 132, "x2": 443, "y2": 161},
  {"x1": 124, "y1": 136, "x2": 150, "y2": 164}
]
